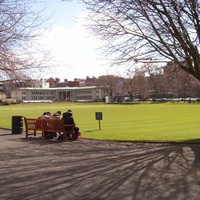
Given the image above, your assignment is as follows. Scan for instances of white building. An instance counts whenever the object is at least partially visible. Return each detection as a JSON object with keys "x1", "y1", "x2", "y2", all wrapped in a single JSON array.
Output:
[
  {"x1": 34, "y1": 79, "x2": 50, "y2": 88},
  {"x1": 12, "y1": 86, "x2": 105, "y2": 102}
]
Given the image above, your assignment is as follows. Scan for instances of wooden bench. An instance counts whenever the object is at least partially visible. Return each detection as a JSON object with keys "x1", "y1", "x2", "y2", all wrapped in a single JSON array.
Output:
[{"x1": 24, "y1": 117, "x2": 75, "y2": 141}]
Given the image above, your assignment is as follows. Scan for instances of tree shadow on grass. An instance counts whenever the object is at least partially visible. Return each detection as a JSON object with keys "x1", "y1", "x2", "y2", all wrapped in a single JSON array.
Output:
[
  {"x1": 84, "y1": 129, "x2": 100, "y2": 132},
  {"x1": 1, "y1": 136, "x2": 200, "y2": 199}
]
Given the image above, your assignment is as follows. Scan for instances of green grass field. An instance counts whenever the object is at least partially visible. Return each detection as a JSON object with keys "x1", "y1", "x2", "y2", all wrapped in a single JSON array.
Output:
[{"x1": 1, "y1": 102, "x2": 200, "y2": 142}]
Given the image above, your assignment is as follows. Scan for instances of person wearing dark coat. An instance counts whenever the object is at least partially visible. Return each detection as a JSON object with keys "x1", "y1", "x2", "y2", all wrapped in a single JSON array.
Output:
[{"x1": 62, "y1": 109, "x2": 79, "y2": 140}]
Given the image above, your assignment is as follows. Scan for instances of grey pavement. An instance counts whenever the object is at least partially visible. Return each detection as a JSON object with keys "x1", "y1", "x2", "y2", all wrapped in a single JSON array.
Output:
[{"x1": 0, "y1": 129, "x2": 200, "y2": 200}]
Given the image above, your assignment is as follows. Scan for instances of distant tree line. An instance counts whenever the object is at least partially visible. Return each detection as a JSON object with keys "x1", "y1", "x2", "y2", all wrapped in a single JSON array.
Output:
[{"x1": 95, "y1": 62, "x2": 200, "y2": 102}]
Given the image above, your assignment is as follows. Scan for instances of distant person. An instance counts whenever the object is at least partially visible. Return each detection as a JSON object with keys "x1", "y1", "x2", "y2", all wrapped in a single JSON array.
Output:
[
  {"x1": 46, "y1": 112, "x2": 52, "y2": 118},
  {"x1": 38, "y1": 111, "x2": 53, "y2": 138},
  {"x1": 38, "y1": 112, "x2": 47, "y2": 119},
  {"x1": 61, "y1": 109, "x2": 79, "y2": 140},
  {"x1": 38, "y1": 111, "x2": 51, "y2": 119},
  {"x1": 52, "y1": 110, "x2": 61, "y2": 119},
  {"x1": 51, "y1": 110, "x2": 62, "y2": 137}
]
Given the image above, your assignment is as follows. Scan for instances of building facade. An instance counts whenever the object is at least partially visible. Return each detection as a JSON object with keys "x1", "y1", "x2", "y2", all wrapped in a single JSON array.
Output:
[{"x1": 12, "y1": 86, "x2": 105, "y2": 102}]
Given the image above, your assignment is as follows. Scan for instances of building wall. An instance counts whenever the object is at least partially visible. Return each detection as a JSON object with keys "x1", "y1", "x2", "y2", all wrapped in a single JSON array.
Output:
[
  {"x1": 14, "y1": 86, "x2": 105, "y2": 102},
  {"x1": 35, "y1": 79, "x2": 50, "y2": 88}
]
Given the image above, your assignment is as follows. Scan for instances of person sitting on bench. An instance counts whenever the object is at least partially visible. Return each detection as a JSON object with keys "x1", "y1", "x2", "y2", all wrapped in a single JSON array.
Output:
[{"x1": 62, "y1": 109, "x2": 79, "y2": 140}]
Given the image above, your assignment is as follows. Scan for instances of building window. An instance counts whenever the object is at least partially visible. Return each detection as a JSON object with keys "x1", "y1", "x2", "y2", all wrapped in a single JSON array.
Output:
[{"x1": 76, "y1": 90, "x2": 92, "y2": 94}]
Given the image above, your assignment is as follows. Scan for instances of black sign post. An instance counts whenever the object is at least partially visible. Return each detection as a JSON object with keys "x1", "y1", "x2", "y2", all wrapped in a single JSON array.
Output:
[{"x1": 95, "y1": 112, "x2": 103, "y2": 130}]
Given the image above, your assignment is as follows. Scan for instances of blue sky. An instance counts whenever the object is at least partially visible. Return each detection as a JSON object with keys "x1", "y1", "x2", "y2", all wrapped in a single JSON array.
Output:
[
  {"x1": 42, "y1": 0, "x2": 82, "y2": 29},
  {"x1": 33, "y1": 0, "x2": 117, "y2": 81}
]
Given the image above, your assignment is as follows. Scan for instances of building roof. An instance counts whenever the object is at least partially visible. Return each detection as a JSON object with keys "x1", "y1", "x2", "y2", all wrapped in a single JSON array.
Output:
[{"x1": 19, "y1": 86, "x2": 97, "y2": 91}]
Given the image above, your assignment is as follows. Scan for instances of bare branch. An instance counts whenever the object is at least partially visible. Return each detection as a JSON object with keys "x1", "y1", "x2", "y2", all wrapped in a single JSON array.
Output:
[
  {"x1": 0, "y1": 0, "x2": 52, "y2": 81},
  {"x1": 83, "y1": 0, "x2": 200, "y2": 81}
]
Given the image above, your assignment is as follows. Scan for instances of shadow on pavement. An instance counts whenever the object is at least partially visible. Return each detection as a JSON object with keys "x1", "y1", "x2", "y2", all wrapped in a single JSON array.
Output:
[{"x1": 0, "y1": 134, "x2": 200, "y2": 200}]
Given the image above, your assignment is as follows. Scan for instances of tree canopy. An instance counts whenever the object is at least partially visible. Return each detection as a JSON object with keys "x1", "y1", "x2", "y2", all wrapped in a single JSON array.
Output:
[
  {"x1": 82, "y1": 0, "x2": 200, "y2": 81},
  {"x1": 0, "y1": 0, "x2": 50, "y2": 81}
]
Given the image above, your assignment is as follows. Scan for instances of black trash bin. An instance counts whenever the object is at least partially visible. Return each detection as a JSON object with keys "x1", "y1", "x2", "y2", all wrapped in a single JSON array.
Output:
[{"x1": 12, "y1": 116, "x2": 23, "y2": 134}]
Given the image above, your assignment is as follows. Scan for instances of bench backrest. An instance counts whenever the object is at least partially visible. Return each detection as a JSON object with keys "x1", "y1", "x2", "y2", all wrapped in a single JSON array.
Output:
[
  {"x1": 35, "y1": 119, "x2": 44, "y2": 130},
  {"x1": 42, "y1": 119, "x2": 64, "y2": 132},
  {"x1": 24, "y1": 117, "x2": 75, "y2": 133},
  {"x1": 24, "y1": 117, "x2": 43, "y2": 130}
]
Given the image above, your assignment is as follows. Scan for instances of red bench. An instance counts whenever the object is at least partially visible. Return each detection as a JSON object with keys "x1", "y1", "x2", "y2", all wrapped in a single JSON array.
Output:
[{"x1": 24, "y1": 117, "x2": 75, "y2": 141}]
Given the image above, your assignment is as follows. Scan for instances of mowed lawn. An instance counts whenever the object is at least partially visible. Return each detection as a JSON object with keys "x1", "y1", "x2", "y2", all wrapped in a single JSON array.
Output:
[{"x1": 0, "y1": 102, "x2": 200, "y2": 142}]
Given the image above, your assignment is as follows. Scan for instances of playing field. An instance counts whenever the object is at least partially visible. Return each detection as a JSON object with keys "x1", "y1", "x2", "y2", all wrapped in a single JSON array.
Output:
[{"x1": 1, "y1": 102, "x2": 200, "y2": 142}]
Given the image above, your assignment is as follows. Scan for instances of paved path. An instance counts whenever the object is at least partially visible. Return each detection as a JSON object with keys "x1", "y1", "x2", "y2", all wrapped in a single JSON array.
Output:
[{"x1": 0, "y1": 130, "x2": 200, "y2": 200}]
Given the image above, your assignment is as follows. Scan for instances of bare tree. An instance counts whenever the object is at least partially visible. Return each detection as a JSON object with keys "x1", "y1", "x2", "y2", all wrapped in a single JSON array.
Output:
[
  {"x1": 96, "y1": 75, "x2": 120, "y2": 101},
  {"x1": 123, "y1": 77, "x2": 135, "y2": 101},
  {"x1": 82, "y1": 0, "x2": 200, "y2": 81},
  {"x1": 163, "y1": 63, "x2": 197, "y2": 98},
  {"x1": 124, "y1": 68, "x2": 147, "y2": 100},
  {"x1": 144, "y1": 64, "x2": 165, "y2": 99},
  {"x1": 133, "y1": 69, "x2": 147, "y2": 100},
  {"x1": 0, "y1": 0, "x2": 50, "y2": 82}
]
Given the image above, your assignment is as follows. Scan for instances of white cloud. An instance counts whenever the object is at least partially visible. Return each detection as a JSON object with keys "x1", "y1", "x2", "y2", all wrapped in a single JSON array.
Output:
[
  {"x1": 34, "y1": 5, "x2": 127, "y2": 81},
  {"x1": 39, "y1": 14, "x2": 108, "y2": 81},
  {"x1": 26, "y1": 1, "x2": 131, "y2": 81}
]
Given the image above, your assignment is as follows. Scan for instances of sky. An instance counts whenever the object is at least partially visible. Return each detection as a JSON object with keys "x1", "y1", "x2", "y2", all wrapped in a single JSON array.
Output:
[{"x1": 34, "y1": 0, "x2": 119, "y2": 81}]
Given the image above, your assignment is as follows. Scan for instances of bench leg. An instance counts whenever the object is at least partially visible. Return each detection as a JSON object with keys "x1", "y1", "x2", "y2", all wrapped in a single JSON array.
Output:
[
  {"x1": 63, "y1": 133, "x2": 66, "y2": 141},
  {"x1": 42, "y1": 131, "x2": 45, "y2": 139},
  {"x1": 34, "y1": 130, "x2": 36, "y2": 137},
  {"x1": 26, "y1": 130, "x2": 28, "y2": 138}
]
